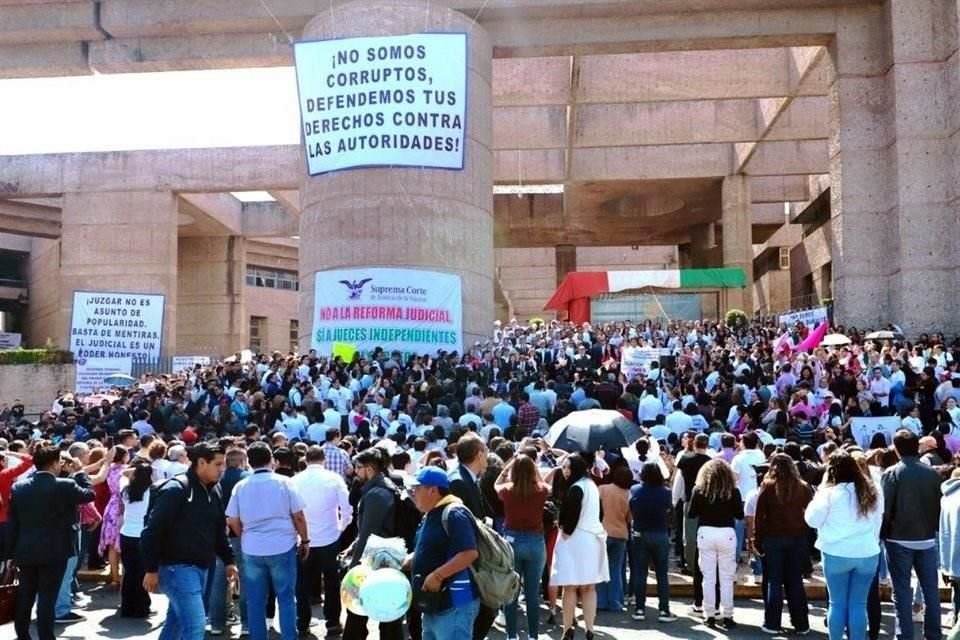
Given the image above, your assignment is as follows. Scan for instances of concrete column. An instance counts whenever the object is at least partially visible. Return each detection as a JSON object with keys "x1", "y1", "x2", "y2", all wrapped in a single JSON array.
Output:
[
  {"x1": 555, "y1": 244, "x2": 577, "y2": 286},
  {"x1": 60, "y1": 191, "x2": 178, "y2": 358},
  {"x1": 177, "y1": 236, "x2": 246, "y2": 357},
  {"x1": 827, "y1": 6, "x2": 895, "y2": 328},
  {"x1": 688, "y1": 223, "x2": 714, "y2": 268},
  {"x1": 887, "y1": 0, "x2": 960, "y2": 334},
  {"x1": 721, "y1": 175, "x2": 753, "y2": 313},
  {"x1": 298, "y1": 0, "x2": 493, "y2": 351}
]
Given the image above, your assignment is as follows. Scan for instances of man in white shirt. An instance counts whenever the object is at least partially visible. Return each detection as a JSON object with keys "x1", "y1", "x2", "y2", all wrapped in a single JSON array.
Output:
[
  {"x1": 165, "y1": 445, "x2": 190, "y2": 478},
  {"x1": 638, "y1": 385, "x2": 664, "y2": 427},
  {"x1": 665, "y1": 401, "x2": 694, "y2": 436},
  {"x1": 275, "y1": 403, "x2": 308, "y2": 442},
  {"x1": 292, "y1": 446, "x2": 352, "y2": 636},
  {"x1": 321, "y1": 400, "x2": 342, "y2": 431},
  {"x1": 729, "y1": 432, "x2": 765, "y2": 562},
  {"x1": 868, "y1": 367, "x2": 892, "y2": 410},
  {"x1": 458, "y1": 409, "x2": 482, "y2": 431},
  {"x1": 225, "y1": 443, "x2": 310, "y2": 640},
  {"x1": 328, "y1": 378, "x2": 352, "y2": 414}
]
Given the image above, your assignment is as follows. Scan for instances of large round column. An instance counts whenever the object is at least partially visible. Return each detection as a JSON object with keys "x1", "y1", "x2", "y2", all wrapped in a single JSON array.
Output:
[{"x1": 298, "y1": 0, "x2": 494, "y2": 352}]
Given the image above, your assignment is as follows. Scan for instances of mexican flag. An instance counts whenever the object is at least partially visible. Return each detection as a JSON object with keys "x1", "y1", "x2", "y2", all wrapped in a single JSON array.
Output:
[{"x1": 544, "y1": 267, "x2": 746, "y2": 322}]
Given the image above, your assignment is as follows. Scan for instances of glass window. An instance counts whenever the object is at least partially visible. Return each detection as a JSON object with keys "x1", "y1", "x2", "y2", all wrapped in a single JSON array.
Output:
[
  {"x1": 289, "y1": 319, "x2": 299, "y2": 352},
  {"x1": 249, "y1": 315, "x2": 265, "y2": 352},
  {"x1": 245, "y1": 265, "x2": 298, "y2": 291}
]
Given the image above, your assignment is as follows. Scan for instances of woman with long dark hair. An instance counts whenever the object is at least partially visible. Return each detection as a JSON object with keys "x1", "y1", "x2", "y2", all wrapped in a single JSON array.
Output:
[
  {"x1": 688, "y1": 458, "x2": 743, "y2": 629},
  {"x1": 119, "y1": 461, "x2": 153, "y2": 617},
  {"x1": 754, "y1": 454, "x2": 813, "y2": 634},
  {"x1": 550, "y1": 454, "x2": 609, "y2": 640},
  {"x1": 495, "y1": 454, "x2": 550, "y2": 640},
  {"x1": 804, "y1": 450, "x2": 882, "y2": 640}
]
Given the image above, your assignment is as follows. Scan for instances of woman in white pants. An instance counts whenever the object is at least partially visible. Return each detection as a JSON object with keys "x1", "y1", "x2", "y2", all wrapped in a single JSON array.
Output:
[{"x1": 688, "y1": 458, "x2": 744, "y2": 630}]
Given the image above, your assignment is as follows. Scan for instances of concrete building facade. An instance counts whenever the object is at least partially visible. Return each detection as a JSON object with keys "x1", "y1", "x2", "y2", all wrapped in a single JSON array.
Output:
[{"x1": 0, "y1": 0, "x2": 957, "y2": 356}]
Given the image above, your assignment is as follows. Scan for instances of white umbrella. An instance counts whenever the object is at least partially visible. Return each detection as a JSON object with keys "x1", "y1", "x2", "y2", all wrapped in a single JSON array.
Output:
[{"x1": 821, "y1": 333, "x2": 851, "y2": 346}]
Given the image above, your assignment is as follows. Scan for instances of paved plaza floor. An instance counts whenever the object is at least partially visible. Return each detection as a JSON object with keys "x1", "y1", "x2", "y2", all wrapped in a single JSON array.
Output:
[{"x1": 2, "y1": 584, "x2": 952, "y2": 639}]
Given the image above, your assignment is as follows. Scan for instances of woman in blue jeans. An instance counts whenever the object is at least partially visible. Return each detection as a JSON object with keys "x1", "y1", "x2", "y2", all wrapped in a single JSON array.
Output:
[
  {"x1": 597, "y1": 466, "x2": 633, "y2": 612},
  {"x1": 496, "y1": 454, "x2": 551, "y2": 640},
  {"x1": 628, "y1": 462, "x2": 676, "y2": 622},
  {"x1": 804, "y1": 450, "x2": 883, "y2": 640}
]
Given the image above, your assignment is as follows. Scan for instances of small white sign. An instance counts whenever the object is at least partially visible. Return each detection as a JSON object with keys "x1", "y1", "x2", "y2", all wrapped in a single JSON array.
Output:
[
  {"x1": 172, "y1": 356, "x2": 212, "y2": 373},
  {"x1": 849, "y1": 416, "x2": 902, "y2": 449},
  {"x1": 0, "y1": 332, "x2": 22, "y2": 350},
  {"x1": 70, "y1": 291, "x2": 165, "y2": 362},
  {"x1": 294, "y1": 32, "x2": 467, "y2": 175},
  {"x1": 621, "y1": 347, "x2": 663, "y2": 380},
  {"x1": 75, "y1": 356, "x2": 133, "y2": 394},
  {"x1": 779, "y1": 306, "x2": 829, "y2": 330}
]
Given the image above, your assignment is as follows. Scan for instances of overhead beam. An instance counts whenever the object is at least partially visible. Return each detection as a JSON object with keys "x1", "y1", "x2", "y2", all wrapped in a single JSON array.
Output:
[
  {"x1": 0, "y1": 3, "x2": 861, "y2": 78},
  {"x1": 177, "y1": 193, "x2": 243, "y2": 236},
  {"x1": 0, "y1": 2, "x2": 101, "y2": 45},
  {"x1": 750, "y1": 176, "x2": 810, "y2": 203},
  {"x1": 741, "y1": 139, "x2": 828, "y2": 176},
  {"x1": 269, "y1": 190, "x2": 301, "y2": 215},
  {"x1": 241, "y1": 201, "x2": 298, "y2": 237},
  {"x1": 0, "y1": 199, "x2": 61, "y2": 238}
]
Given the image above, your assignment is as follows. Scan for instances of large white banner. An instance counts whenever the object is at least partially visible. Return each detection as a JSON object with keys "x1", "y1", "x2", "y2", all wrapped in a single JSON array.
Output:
[
  {"x1": 621, "y1": 347, "x2": 664, "y2": 380},
  {"x1": 70, "y1": 291, "x2": 165, "y2": 362},
  {"x1": 779, "y1": 306, "x2": 829, "y2": 329},
  {"x1": 75, "y1": 356, "x2": 132, "y2": 394},
  {"x1": 294, "y1": 33, "x2": 467, "y2": 175},
  {"x1": 0, "y1": 332, "x2": 21, "y2": 350},
  {"x1": 312, "y1": 267, "x2": 462, "y2": 358}
]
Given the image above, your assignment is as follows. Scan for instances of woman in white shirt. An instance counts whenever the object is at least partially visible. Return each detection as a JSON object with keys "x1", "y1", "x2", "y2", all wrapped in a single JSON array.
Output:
[
  {"x1": 804, "y1": 450, "x2": 883, "y2": 640},
  {"x1": 119, "y1": 462, "x2": 153, "y2": 618}
]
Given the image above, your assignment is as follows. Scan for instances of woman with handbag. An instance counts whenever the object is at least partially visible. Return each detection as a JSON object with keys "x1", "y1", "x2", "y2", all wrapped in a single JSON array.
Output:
[{"x1": 495, "y1": 453, "x2": 550, "y2": 640}]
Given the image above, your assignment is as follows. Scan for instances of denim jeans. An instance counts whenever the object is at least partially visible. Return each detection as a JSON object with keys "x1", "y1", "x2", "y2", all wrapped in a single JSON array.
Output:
[
  {"x1": 734, "y1": 518, "x2": 746, "y2": 562},
  {"x1": 597, "y1": 537, "x2": 627, "y2": 611},
  {"x1": 885, "y1": 541, "x2": 942, "y2": 640},
  {"x1": 244, "y1": 547, "x2": 298, "y2": 640},
  {"x1": 208, "y1": 537, "x2": 246, "y2": 631},
  {"x1": 296, "y1": 541, "x2": 341, "y2": 632},
  {"x1": 503, "y1": 530, "x2": 546, "y2": 639},
  {"x1": 762, "y1": 535, "x2": 809, "y2": 631},
  {"x1": 54, "y1": 555, "x2": 78, "y2": 617},
  {"x1": 631, "y1": 531, "x2": 671, "y2": 613},
  {"x1": 159, "y1": 564, "x2": 209, "y2": 640},
  {"x1": 822, "y1": 552, "x2": 878, "y2": 640},
  {"x1": 422, "y1": 598, "x2": 480, "y2": 640}
]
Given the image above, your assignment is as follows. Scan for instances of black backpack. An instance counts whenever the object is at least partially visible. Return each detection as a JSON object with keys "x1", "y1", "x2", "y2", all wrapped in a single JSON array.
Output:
[{"x1": 392, "y1": 486, "x2": 422, "y2": 552}]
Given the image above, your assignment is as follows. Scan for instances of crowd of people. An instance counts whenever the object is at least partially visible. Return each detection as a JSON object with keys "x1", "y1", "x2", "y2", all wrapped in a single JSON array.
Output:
[{"x1": 3, "y1": 315, "x2": 960, "y2": 640}]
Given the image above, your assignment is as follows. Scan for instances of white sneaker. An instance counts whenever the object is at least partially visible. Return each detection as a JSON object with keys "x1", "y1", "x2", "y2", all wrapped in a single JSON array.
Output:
[
  {"x1": 496, "y1": 611, "x2": 506, "y2": 626},
  {"x1": 913, "y1": 608, "x2": 924, "y2": 623},
  {"x1": 689, "y1": 604, "x2": 703, "y2": 617}
]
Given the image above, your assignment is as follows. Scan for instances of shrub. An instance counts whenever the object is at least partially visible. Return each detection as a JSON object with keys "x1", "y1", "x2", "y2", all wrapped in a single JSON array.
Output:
[
  {"x1": 725, "y1": 308, "x2": 748, "y2": 328},
  {"x1": 0, "y1": 348, "x2": 75, "y2": 365}
]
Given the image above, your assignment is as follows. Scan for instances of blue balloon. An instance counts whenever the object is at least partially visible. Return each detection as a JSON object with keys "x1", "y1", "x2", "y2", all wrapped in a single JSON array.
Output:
[{"x1": 358, "y1": 568, "x2": 412, "y2": 622}]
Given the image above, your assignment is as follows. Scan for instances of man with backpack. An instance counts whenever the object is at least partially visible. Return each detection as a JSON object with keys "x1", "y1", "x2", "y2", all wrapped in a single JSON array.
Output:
[
  {"x1": 140, "y1": 442, "x2": 238, "y2": 640},
  {"x1": 408, "y1": 466, "x2": 481, "y2": 639}
]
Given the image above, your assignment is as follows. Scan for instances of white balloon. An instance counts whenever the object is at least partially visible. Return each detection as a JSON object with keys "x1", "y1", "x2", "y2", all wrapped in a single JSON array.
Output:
[{"x1": 358, "y1": 568, "x2": 412, "y2": 623}]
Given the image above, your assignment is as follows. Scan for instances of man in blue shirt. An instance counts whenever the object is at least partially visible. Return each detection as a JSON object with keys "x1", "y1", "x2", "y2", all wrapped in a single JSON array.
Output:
[{"x1": 407, "y1": 467, "x2": 480, "y2": 640}]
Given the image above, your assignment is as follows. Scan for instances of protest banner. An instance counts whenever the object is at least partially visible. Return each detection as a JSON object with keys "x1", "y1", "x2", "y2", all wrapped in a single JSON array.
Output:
[
  {"x1": 76, "y1": 356, "x2": 132, "y2": 394},
  {"x1": 172, "y1": 356, "x2": 212, "y2": 372},
  {"x1": 70, "y1": 291, "x2": 164, "y2": 362},
  {"x1": 293, "y1": 33, "x2": 467, "y2": 175},
  {"x1": 778, "y1": 306, "x2": 829, "y2": 329},
  {"x1": 312, "y1": 267, "x2": 462, "y2": 358},
  {"x1": 621, "y1": 347, "x2": 662, "y2": 380},
  {"x1": 332, "y1": 342, "x2": 358, "y2": 362},
  {"x1": 0, "y1": 332, "x2": 21, "y2": 350},
  {"x1": 849, "y1": 416, "x2": 902, "y2": 449}
]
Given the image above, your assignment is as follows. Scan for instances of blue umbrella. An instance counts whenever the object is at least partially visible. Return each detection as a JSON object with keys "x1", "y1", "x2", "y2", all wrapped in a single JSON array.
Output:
[{"x1": 103, "y1": 373, "x2": 136, "y2": 388}]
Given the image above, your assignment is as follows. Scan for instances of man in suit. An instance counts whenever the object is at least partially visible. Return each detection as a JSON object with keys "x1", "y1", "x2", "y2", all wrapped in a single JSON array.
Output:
[
  {"x1": 447, "y1": 433, "x2": 496, "y2": 640},
  {"x1": 8, "y1": 443, "x2": 96, "y2": 640}
]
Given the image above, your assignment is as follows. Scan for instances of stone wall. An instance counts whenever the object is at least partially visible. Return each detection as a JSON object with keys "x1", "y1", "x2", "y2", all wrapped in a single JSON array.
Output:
[{"x1": 0, "y1": 364, "x2": 75, "y2": 419}]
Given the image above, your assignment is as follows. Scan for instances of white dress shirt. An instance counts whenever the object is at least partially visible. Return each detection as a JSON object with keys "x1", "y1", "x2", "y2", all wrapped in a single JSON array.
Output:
[{"x1": 291, "y1": 464, "x2": 353, "y2": 548}]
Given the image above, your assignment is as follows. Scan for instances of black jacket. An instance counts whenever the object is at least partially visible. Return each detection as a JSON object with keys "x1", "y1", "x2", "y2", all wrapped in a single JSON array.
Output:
[
  {"x1": 448, "y1": 464, "x2": 486, "y2": 519},
  {"x1": 881, "y1": 456, "x2": 942, "y2": 541},
  {"x1": 352, "y1": 473, "x2": 397, "y2": 566},
  {"x1": 8, "y1": 471, "x2": 95, "y2": 565},
  {"x1": 140, "y1": 470, "x2": 235, "y2": 572}
]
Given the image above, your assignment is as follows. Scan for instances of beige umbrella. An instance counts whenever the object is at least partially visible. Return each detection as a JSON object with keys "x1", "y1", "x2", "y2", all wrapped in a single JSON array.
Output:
[{"x1": 821, "y1": 333, "x2": 851, "y2": 347}]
